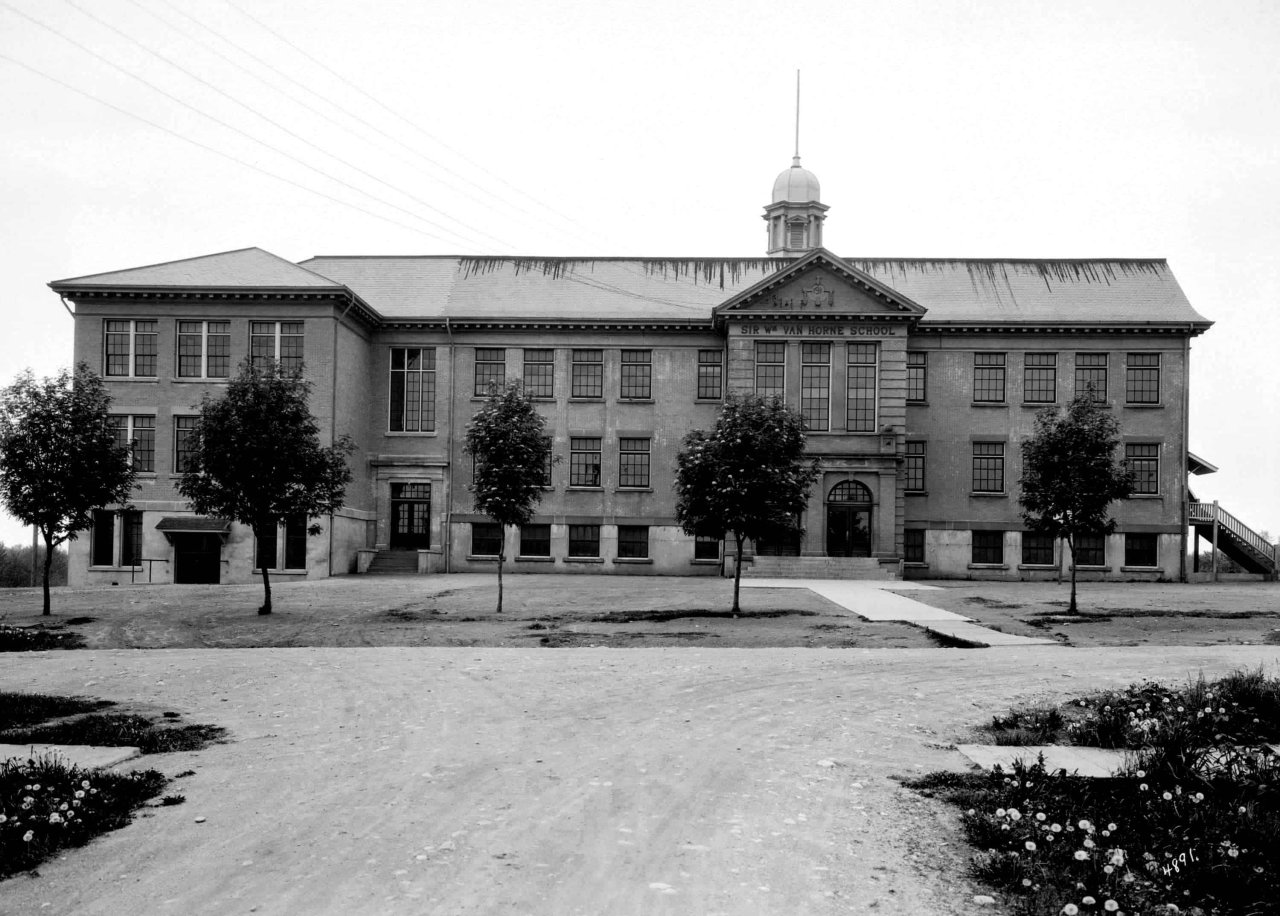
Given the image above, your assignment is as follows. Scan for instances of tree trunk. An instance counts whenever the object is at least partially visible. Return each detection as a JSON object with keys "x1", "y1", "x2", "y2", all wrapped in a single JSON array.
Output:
[
  {"x1": 1067, "y1": 535, "x2": 1078, "y2": 615},
  {"x1": 731, "y1": 534, "x2": 745, "y2": 617},
  {"x1": 256, "y1": 525, "x2": 272, "y2": 615},
  {"x1": 40, "y1": 529, "x2": 53, "y2": 616},
  {"x1": 496, "y1": 535, "x2": 505, "y2": 614}
]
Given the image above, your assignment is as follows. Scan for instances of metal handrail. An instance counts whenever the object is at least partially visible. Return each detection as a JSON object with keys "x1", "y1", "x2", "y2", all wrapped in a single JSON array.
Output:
[{"x1": 1189, "y1": 502, "x2": 1276, "y2": 566}]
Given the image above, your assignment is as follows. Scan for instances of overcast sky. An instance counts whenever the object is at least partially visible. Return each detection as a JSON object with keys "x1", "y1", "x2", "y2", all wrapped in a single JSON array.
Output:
[{"x1": 1, "y1": 0, "x2": 1278, "y2": 549}]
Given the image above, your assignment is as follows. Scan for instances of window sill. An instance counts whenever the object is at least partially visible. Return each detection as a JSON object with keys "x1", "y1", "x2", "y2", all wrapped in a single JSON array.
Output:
[
  {"x1": 171, "y1": 377, "x2": 229, "y2": 384},
  {"x1": 1123, "y1": 402, "x2": 1163, "y2": 409},
  {"x1": 515, "y1": 555, "x2": 554, "y2": 563},
  {"x1": 905, "y1": 489, "x2": 928, "y2": 497},
  {"x1": 615, "y1": 487, "x2": 653, "y2": 493},
  {"x1": 904, "y1": 561, "x2": 928, "y2": 569},
  {"x1": 1121, "y1": 565, "x2": 1161, "y2": 572},
  {"x1": 690, "y1": 558, "x2": 722, "y2": 565},
  {"x1": 971, "y1": 402, "x2": 1008, "y2": 408},
  {"x1": 967, "y1": 563, "x2": 1010, "y2": 570},
  {"x1": 617, "y1": 398, "x2": 655, "y2": 405},
  {"x1": 568, "y1": 397, "x2": 605, "y2": 403},
  {"x1": 1021, "y1": 401, "x2": 1057, "y2": 408},
  {"x1": 1127, "y1": 493, "x2": 1163, "y2": 499},
  {"x1": 614, "y1": 557, "x2": 653, "y2": 564},
  {"x1": 253, "y1": 569, "x2": 308, "y2": 577},
  {"x1": 565, "y1": 556, "x2": 604, "y2": 564},
  {"x1": 103, "y1": 376, "x2": 158, "y2": 382},
  {"x1": 695, "y1": 398, "x2": 723, "y2": 404},
  {"x1": 969, "y1": 491, "x2": 1008, "y2": 498},
  {"x1": 466, "y1": 555, "x2": 500, "y2": 562},
  {"x1": 89, "y1": 565, "x2": 143, "y2": 571},
  {"x1": 1018, "y1": 563, "x2": 1058, "y2": 571},
  {"x1": 1071, "y1": 565, "x2": 1108, "y2": 572},
  {"x1": 567, "y1": 486, "x2": 604, "y2": 492},
  {"x1": 386, "y1": 431, "x2": 438, "y2": 437},
  {"x1": 906, "y1": 400, "x2": 928, "y2": 407}
]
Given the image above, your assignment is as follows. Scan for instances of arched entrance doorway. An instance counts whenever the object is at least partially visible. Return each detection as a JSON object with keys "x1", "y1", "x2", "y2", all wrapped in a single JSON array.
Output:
[{"x1": 826, "y1": 480, "x2": 872, "y2": 557}]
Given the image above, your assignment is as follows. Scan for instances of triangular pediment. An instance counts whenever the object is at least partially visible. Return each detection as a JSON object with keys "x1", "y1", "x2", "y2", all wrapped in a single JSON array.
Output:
[
  {"x1": 714, "y1": 248, "x2": 926, "y2": 318},
  {"x1": 50, "y1": 248, "x2": 344, "y2": 292}
]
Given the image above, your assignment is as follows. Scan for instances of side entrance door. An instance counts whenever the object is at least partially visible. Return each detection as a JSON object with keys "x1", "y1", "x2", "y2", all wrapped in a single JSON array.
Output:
[
  {"x1": 173, "y1": 534, "x2": 221, "y2": 584},
  {"x1": 389, "y1": 483, "x2": 432, "y2": 550}
]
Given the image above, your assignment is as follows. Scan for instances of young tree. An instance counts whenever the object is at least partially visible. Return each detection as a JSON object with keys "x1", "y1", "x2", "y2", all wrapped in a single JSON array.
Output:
[
  {"x1": 0, "y1": 364, "x2": 136, "y2": 614},
  {"x1": 675, "y1": 395, "x2": 819, "y2": 615},
  {"x1": 179, "y1": 361, "x2": 354, "y2": 615},
  {"x1": 1018, "y1": 392, "x2": 1134, "y2": 613},
  {"x1": 462, "y1": 381, "x2": 553, "y2": 614}
]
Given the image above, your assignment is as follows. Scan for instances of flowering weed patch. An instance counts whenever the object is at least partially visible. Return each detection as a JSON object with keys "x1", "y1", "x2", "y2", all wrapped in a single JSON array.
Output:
[
  {"x1": 0, "y1": 754, "x2": 167, "y2": 879},
  {"x1": 1, "y1": 713, "x2": 226, "y2": 754},
  {"x1": 0, "y1": 692, "x2": 114, "y2": 731},
  {"x1": 908, "y1": 669, "x2": 1280, "y2": 915}
]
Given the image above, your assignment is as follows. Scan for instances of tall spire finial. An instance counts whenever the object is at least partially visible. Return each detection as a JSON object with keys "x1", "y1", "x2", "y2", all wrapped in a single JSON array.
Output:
[{"x1": 793, "y1": 69, "x2": 801, "y2": 166}]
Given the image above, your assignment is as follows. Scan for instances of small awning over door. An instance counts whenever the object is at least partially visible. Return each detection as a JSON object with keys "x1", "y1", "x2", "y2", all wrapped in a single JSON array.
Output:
[{"x1": 155, "y1": 517, "x2": 231, "y2": 542}]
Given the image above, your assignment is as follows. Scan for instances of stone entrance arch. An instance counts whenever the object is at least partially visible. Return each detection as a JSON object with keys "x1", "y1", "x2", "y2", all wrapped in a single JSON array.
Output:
[{"x1": 826, "y1": 480, "x2": 873, "y2": 558}]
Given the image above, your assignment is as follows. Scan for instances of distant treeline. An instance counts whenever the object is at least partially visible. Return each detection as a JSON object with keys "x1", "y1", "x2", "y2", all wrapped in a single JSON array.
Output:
[{"x1": 0, "y1": 543, "x2": 68, "y2": 588}]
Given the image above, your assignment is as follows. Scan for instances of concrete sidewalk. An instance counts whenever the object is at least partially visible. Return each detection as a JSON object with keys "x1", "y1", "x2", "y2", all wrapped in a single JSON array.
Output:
[
  {"x1": 0, "y1": 742, "x2": 141, "y2": 770},
  {"x1": 744, "y1": 578, "x2": 1058, "y2": 647}
]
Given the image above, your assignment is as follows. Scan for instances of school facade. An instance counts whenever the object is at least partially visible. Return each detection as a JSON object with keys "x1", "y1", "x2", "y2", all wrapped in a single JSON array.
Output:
[{"x1": 52, "y1": 160, "x2": 1224, "y2": 585}]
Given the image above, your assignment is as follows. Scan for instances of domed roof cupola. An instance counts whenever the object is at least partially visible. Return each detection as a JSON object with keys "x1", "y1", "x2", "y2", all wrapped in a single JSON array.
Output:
[{"x1": 772, "y1": 155, "x2": 822, "y2": 203}]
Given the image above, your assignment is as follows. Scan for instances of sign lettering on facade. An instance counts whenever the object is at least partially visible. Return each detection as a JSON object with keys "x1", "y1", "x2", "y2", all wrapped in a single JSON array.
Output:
[{"x1": 735, "y1": 324, "x2": 897, "y2": 337}]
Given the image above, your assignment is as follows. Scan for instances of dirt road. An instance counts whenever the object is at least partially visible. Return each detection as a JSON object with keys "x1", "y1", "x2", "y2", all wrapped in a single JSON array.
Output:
[{"x1": 3, "y1": 644, "x2": 1279, "y2": 915}]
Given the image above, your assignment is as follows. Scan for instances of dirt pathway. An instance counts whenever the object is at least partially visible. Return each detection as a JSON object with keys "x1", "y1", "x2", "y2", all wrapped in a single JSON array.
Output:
[{"x1": 2, "y1": 645, "x2": 1279, "y2": 915}]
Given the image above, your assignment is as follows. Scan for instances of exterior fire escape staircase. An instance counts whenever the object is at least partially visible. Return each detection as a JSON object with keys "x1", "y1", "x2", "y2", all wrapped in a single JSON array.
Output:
[{"x1": 1186, "y1": 452, "x2": 1275, "y2": 580}]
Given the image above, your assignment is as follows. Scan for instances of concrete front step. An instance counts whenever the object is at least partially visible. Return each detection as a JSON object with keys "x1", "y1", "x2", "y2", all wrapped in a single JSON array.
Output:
[
  {"x1": 747, "y1": 556, "x2": 898, "y2": 580},
  {"x1": 365, "y1": 550, "x2": 420, "y2": 575}
]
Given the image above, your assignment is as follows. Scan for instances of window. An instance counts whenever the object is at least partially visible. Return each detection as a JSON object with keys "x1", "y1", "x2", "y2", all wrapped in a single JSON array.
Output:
[
  {"x1": 904, "y1": 441, "x2": 926, "y2": 492},
  {"x1": 1022, "y1": 533, "x2": 1056, "y2": 566},
  {"x1": 697, "y1": 350, "x2": 723, "y2": 400},
  {"x1": 568, "y1": 524, "x2": 599, "y2": 558},
  {"x1": 91, "y1": 510, "x2": 115, "y2": 566},
  {"x1": 620, "y1": 350, "x2": 652, "y2": 399},
  {"x1": 694, "y1": 536, "x2": 721, "y2": 561},
  {"x1": 1125, "y1": 353, "x2": 1160, "y2": 404},
  {"x1": 471, "y1": 523, "x2": 503, "y2": 557},
  {"x1": 973, "y1": 352, "x2": 1006, "y2": 403},
  {"x1": 1074, "y1": 534, "x2": 1106, "y2": 567},
  {"x1": 1126, "y1": 443, "x2": 1160, "y2": 494},
  {"x1": 389, "y1": 347, "x2": 437, "y2": 432},
  {"x1": 110, "y1": 415, "x2": 155, "y2": 473},
  {"x1": 847, "y1": 343, "x2": 878, "y2": 431},
  {"x1": 540, "y1": 437, "x2": 554, "y2": 488},
  {"x1": 173, "y1": 416, "x2": 198, "y2": 473},
  {"x1": 473, "y1": 348, "x2": 506, "y2": 396},
  {"x1": 177, "y1": 320, "x2": 230, "y2": 378},
  {"x1": 250, "y1": 321, "x2": 304, "y2": 372},
  {"x1": 523, "y1": 349, "x2": 554, "y2": 398},
  {"x1": 1024, "y1": 353, "x2": 1057, "y2": 403},
  {"x1": 571, "y1": 349, "x2": 604, "y2": 398},
  {"x1": 971, "y1": 531, "x2": 1005, "y2": 565},
  {"x1": 617, "y1": 525, "x2": 649, "y2": 559},
  {"x1": 972, "y1": 442, "x2": 1005, "y2": 493},
  {"x1": 1075, "y1": 353, "x2": 1108, "y2": 402},
  {"x1": 904, "y1": 529, "x2": 925, "y2": 564},
  {"x1": 1125, "y1": 533, "x2": 1158, "y2": 567},
  {"x1": 104, "y1": 320, "x2": 157, "y2": 377},
  {"x1": 569, "y1": 437, "x2": 602, "y2": 487},
  {"x1": 519, "y1": 524, "x2": 551, "y2": 558},
  {"x1": 755, "y1": 342, "x2": 786, "y2": 398},
  {"x1": 618, "y1": 438, "x2": 650, "y2": 488},
  {"x1": 257, "y1": 516, "x2": 308, "y2": 570},
  {"x1": 906, "y1": 351, "x2": 927, "y2": 403},
  {"x1": 800, "y1": 343, "x2": 830, "y2": 431}
]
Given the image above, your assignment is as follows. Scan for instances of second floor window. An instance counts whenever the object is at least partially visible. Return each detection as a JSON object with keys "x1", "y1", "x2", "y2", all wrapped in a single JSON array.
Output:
[
  {"x1": 697, "y1": 350, "x2": 723, "y2": 400},
  {"x1": 847, "y1": 344, "x2": 878, "y2": 432},
  {"x1": 1126, "y1": 353, "x2": 1160, "y2": 404},
  {"x1": 618, "y1": 437, "x2": 651, "y2": 488},
  {"x1": 1126, "y1": 443, "x2": 1160, "y2": 494},
  {"x1": 569, "y1": 437, "x2": 602, "y2": 487},
  {"x1": 250, "y1": 321, "x2": 303, "y2": 372},
  {"x1": 1024, "y1": 353, "x2": 1057, "y2": 403},
  {"x1": 523, "y1": 349, "x2": 554, "y2": 398},
  {"x1": 177, "y1": 320, "x2": 231, "y2": 378},
  {"x1": 1075, "y1": 353, "x2": 1108, "y2": 402},
  {"x1": 972, "y1": 441, "x2": 1005, "y2": 493},
  {"x1": 800, "y1": 343, "x2": 830, "y2": 431},
  {"x1": 571, "y1": 349, "x2": 603, "y2": 399},
  {"x1": 906, "y1": 351, "x2": 927, "y2": 403},
  {"x1": 474, "y1": 348, "x2": 506, "y2": 396},
  {"x1": 110, "y1": 414, "x2": 155, "y2": 473},
  {"x1": 755, "y1": 342, "x2": 785, "y2": 398},
  {"x1": 389, "y1": 347, "x2": 436, "y2": 432},
  {"x1": 620, "y1": 350, "x2": 652, "y2": 399},
  {"x1": 104, "y1": 319, "x2": 157, "y2": 377},
  {"x1": 974, "y1": 353, "x2": 1006, "y2": 403},
  {"x1": 905, "y1": 441, "x2": 926, "y2": 492},
  {"x1": 173, "y1": 415, "x2": 198, "y2": 472}
]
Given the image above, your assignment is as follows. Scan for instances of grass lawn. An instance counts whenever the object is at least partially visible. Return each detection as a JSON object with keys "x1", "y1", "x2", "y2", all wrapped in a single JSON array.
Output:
[{"x1": 906, "y1": 668, "x2": 1280, "y2": 915}]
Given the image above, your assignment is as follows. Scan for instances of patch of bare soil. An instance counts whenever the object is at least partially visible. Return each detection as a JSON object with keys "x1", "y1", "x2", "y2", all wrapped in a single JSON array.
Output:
[
  {"x1": 0, "y1": 576, "x2": 939, "y2": 650},
  {"x1": 900, "y1": 580, "x2": 1280, "y2": 647}
]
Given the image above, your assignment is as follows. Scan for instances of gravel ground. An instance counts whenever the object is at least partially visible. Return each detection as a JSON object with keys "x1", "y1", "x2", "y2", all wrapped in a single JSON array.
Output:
[{"x1": 3, "y1": 644, "x2": 1280, "y2": 915}]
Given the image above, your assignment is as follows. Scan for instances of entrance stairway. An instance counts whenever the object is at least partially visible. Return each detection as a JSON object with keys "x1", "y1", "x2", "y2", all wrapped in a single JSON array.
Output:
[
  {"x1": 1189, "y1": 502, "x2": 1277, "y2": 579},
  {"x1": 745, "y1": 556, "x2": 899, "y2": 580},
  {"x1": 365, "y1": 550, "x2": 420, "y2": 575}
]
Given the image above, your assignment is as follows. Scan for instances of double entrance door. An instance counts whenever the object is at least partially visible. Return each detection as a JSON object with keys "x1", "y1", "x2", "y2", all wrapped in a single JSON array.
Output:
[
  {"x1": 826, "y1": 506, "x2": 872, "y2": 557},
  {"x1": 389, "y1": 483, "x2": 432, "y2": 550}
]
